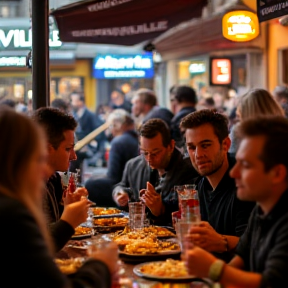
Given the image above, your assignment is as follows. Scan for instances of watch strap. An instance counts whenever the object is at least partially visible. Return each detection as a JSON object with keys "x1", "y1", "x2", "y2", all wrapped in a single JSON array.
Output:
[{"x1": 208, "y1": 259, "x2": 225, "y2": 282}]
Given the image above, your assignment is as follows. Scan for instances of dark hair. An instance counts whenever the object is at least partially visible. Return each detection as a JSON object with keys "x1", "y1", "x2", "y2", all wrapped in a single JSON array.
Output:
[
  {"x1": 174, "y1": 85, "x2": 197, "y2": 104},
  {"x1": 237, "y1": 116, "x2": 288, "y2": 174},
  {"x1": 33, "y1": 107, "x2": 77, "y2": 149},
  {"x1": 180, "y1": 109, "x2": 229, "y2": 143},
  {"x1": 139, "y1": 118, "x2": 171, "y2": 147},
  {"x1": 135, "y1": 88, "x2": 157, "y2": 107},
  {"x1": 113, "y1": 88, "x2": 125, "y2": 96},
  {"x1": 71, "y1": 92, "x2": 85, "y2": 103},
  {"x1": 51, "y1": 98, "x2": 69, "y2": 112}
]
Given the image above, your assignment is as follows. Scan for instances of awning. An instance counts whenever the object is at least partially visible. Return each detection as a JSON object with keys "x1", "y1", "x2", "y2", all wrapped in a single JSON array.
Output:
[
  {"x1": 154, "y1": 4, "x2": 266, "y2": 60},
  {"x1": 51, "y1": 0, "x2": 208, "y2": 46},
  {"x1": 257, "y1": 0, "x2": 288, "y2": 22}
]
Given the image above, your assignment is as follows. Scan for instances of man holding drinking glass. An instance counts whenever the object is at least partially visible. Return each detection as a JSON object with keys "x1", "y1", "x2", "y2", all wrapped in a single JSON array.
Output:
[
  {"x1": 180, "y1": 109, "x2": 254, "y2": 262},
  {"x1": 112, "y1": 119, "x2": 198, "y2": 226}
]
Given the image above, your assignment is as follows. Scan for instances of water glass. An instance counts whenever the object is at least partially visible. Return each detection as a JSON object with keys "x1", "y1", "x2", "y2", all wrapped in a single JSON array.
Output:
[
  {"x1": 175, "y1": 220, "x2": 198, "y2": 253},
  {"x1": 128, "y1": 202, "x2": 145, "y2": 230}
]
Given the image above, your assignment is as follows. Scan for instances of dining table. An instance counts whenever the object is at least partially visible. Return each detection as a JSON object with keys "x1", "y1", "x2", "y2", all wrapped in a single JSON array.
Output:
[{"x1": 56, "y1": 231, "x2": 219, "y2": 288}]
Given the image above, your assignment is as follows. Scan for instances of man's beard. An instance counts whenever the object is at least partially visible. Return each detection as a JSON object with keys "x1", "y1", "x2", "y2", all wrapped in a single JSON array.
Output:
[{"x1": 194, "y1": 150, "x2": 225, "y2": 177}]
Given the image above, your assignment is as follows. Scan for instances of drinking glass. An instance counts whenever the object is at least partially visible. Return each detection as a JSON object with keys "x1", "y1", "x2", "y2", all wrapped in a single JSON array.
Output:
[
  {"x1": 183, "y1": 184, "x2": 200, "y2": 222},
  {"x1": 128, "y1": 202, "x2": 145, "y2": 230}
]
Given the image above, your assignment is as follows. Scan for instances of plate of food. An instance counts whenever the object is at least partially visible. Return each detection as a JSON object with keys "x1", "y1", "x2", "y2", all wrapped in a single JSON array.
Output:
[
  {"x1": 68, "y1": 240, "x2": 92, "y2": 250},
  {"x1": 118, "y1": 238, "x2": 180, "y2": 256},
  {"x1": 133, "y1": 259, "x2": 197, "y2": 282},
  {"x1": 92, "y1": 207, "x2": 124, "y2": 218},
  {"x1": 55, "y1": 258, "x2": 84, "y2": 275},
  {"x1": 72, "y1": 226, "x2": 94, "y2": 239}
]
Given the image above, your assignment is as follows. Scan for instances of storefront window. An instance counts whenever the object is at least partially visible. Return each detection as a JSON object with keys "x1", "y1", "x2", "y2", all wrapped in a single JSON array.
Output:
[{"x1": 50, "y1": 77, "x2": 84, "y2": 102}]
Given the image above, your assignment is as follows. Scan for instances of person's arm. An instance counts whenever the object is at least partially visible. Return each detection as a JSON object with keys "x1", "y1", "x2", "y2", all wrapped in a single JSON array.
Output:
[
  {"x1": 112, "y1": 161, "x2": 132, "y2": 206},
  {"x1": 49, "y1": 219, "x2": 75, "y2": 252},
  {"x1": 185, "y1": 247, "x2": 262, "y2": 288},
  {"x1": 107, "y1": 139, "x2": 123, "y2": 184},
  {"x1": 2, "y1": 199, "x2": 111, "y2": 288},
  {"x1": 228, "y1": 255, "x2": 245, "y2": 269}
]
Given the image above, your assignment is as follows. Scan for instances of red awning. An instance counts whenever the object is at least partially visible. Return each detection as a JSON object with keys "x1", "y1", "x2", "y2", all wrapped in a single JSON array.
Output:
[{"x1": 51, "y1": 0, "x2": 208, "y2": 46}]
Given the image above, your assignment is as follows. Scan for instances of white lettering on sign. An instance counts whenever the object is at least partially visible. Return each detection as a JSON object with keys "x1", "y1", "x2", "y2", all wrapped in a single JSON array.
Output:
[
  {"x1": 104, "y1": 70, "x2": 145, "y2": 78},
  {"x1": 0, "y1": 56, "x2": 26, "y2": 67},
  {"x1": 261, "y1": 1, "x2": 288, "y2": 16},
  {"x1": 0, "y1": 29, "x2": 62, "y2": 48},
  {"x1": 189, "y1": 63, "x2": 206, "y2": 74},
  {"x1": 95, "y1": 55, "x2": 152, "y2": 70},
  {"x1": 72, "y1": 21, "x2": 168, "y2": 37},
  {"x1": 88, "y1": 0, "x2": 133, "y2": 12}
]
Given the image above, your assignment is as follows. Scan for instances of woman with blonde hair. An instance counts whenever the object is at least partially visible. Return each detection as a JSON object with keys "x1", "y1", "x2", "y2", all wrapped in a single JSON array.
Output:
[
  {"x1": 0, "y1": 106, "x2": 114, "y2": 288},
  {"x1": 230, "y1": 88, "x2": 285, "y2": 154}
]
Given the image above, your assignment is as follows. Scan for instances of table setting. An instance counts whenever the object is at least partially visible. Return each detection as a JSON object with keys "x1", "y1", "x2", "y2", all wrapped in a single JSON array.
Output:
[{"x1": 56, "y1": 184, "x2": 217, "y2": 288}]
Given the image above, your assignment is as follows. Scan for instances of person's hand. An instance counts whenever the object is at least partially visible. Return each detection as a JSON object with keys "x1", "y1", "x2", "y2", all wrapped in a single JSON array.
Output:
[
  {"x1": 63, "y1": 187, "x2": 89, "y2": 205},
  {"x1": 114, "y1": 191, "x2": 129, "y2": 207},
  {"x1": 184, "y1": 246, "x2": 217, "y2": 278},
  {"x1": 188, "y1": 221, "x2": 225, "y2": 253},
  {"x1": 61, "y1": 198, "x2": 90, "y2": 228},
  {"x1": 140, "y1": 182, "x2": 164, "y2": 216}
]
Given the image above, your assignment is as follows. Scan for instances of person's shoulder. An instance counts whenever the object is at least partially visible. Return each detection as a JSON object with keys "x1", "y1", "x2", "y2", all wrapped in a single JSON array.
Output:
[{"x1": 0, "y1": 194, "x2": 32, "y2": 225}]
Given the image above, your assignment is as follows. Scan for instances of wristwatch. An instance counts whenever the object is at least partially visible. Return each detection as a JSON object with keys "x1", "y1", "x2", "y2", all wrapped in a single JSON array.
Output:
[{"x1": 208, "y1": 260, "x2": 225, "y2": 282}]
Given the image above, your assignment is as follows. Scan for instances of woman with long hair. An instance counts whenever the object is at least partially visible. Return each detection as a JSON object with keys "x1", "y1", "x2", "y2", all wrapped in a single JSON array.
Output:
[
  {"x1": 0, "y1": 106, "x2": 114, "y2": 288},
  {"x1": 230, "y1": 88, "x2": 285, "y2": 154}
]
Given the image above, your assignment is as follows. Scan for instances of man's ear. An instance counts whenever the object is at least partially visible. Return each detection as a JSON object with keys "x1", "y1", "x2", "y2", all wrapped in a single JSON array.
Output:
[
  {"x1": 222, "y1": 137, "x2": 231, "y2": 152},
  {"x1": 270, "y1": 164, "x2": 288, "y2": 185},
  {"x1": 47, "y1": 143, "x2": 55, "y2": 155}
]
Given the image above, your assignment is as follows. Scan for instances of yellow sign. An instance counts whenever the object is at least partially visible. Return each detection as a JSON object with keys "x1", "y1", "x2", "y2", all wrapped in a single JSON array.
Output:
[{"x1": 222, "y1": 11, "x2": 259, "y2": 42}]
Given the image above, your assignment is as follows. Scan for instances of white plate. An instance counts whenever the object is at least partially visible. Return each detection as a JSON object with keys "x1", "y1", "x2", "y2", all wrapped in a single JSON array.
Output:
[
  {"x1": 71, "y1": 230, "x2": 94, "y2": 239},
  {"x1": 133, "y1": 261, "x2": 197, "y2": 281},
  {"x1": 119, "y1": 249, "x2": 181, "y2": 257}
]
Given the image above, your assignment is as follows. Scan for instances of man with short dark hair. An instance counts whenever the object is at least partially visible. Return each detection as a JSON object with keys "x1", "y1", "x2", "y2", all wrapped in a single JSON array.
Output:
[
  {"x1": 185, "y1": 116, "x2": 288, "y2": 288},
  {"x1": 180, "y1": 109, "x2": 254, "y2": 261},
  {"x1": 132, "y1": 88, "x2": 173, "y2": 127},
  {"x1": 113, "y1": 118, "x2": 198, "y2": 226},
  {"x1": 33, "y1": 108, "x2": 90, "y2": 251},
  {"x1": 170, "y1": 85, "x2": 197, "y2": 149}
]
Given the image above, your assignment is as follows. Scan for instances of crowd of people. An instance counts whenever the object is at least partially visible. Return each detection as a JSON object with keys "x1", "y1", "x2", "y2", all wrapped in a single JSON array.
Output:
[{"x1": 1, "y1": 84, "x2": 288, "y2": 287}]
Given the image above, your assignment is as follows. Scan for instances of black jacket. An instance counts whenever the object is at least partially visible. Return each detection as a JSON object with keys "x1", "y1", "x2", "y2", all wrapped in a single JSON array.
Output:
[
  {"x1": 107, "y1": 130, "x2": 139, "y2": 184},
  {"x1": 113, "y1": 148, "x2": 198, "y2": 226},
  {"x1": 143, "y1": 106, "x2": 174, "y2": 127},
  {"x1": 0, "y1": 193, "x2": 111, "y2": 288},
  {"x1": 170, "y1": 106, "x2": 196, "y2": 148},
  {"x1": 44, "y1": 173, "x2": 75, "y2": 252}
]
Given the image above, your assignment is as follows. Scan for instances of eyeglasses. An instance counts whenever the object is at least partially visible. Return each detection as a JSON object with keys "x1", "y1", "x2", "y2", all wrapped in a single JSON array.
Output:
[{"x1": 140, "y1": 149, "x2": 162, "y2": 159}]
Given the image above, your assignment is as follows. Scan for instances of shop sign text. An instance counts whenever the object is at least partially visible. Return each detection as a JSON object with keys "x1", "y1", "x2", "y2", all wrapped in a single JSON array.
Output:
[{"x1": 222, "y1": 11, "x2": 259, "y2": 42}]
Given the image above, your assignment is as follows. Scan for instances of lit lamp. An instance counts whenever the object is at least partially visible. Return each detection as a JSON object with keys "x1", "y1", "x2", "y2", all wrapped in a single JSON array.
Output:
[{"x1": 222, "y1": 10, "x2": 260, "y2": 42}]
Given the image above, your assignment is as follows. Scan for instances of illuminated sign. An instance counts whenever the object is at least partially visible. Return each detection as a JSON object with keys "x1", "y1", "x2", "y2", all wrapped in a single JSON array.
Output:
[
  {"x1": 210, "y1": 58, "x2": 232, "y2": 85},
  {"x1": 222, "y1": 11, "x2": 259, "y2": 42},
  {"x1": 92, "y1": 54, "x2": 154, "y2": 79},
  {"x1": 0, "y1": 29, "x2": 62, "y2": 49},
  {"x1": 0, "y1": 56, "x2": 26, "y2": 67},
  {"x1": 189, "y1": 62, "x2": 206, "y2": 74}
]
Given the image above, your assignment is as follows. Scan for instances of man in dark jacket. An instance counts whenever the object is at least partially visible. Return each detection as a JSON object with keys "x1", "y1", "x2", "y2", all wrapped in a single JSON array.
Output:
[
  {"x1": 132, "y1": 88, "x2": 174, "y2": 128},
  {"x1": 112, "y1": 119, "x2": 198, "y2": 226},
  {"x1": 180, "y1": 109, "x2": 254, "y2": 262},
  {"x1": 33, "y1": 108, "x2": 90, "y2": 251},
  {"x1": 170, "y1": 85, "x2": 197, "y2": 149},
  {"x1": 86, "y1": 109, "x2": 139, "y2": 207}
]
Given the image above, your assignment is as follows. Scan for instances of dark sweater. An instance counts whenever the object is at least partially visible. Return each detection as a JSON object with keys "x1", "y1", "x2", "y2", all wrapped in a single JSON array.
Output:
[
  {"x1": 113, "y1": 148, "x2": 198, "y2": 226},
  {"x1": 196, "y1": 155, "x2": 255, "y2": 261},
  {"x1": 236, "y1": 190, "x2": 288, "y2": 288},
  {"x1": 0, "y1": 193, "x2": 111, "y2": 288}
]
